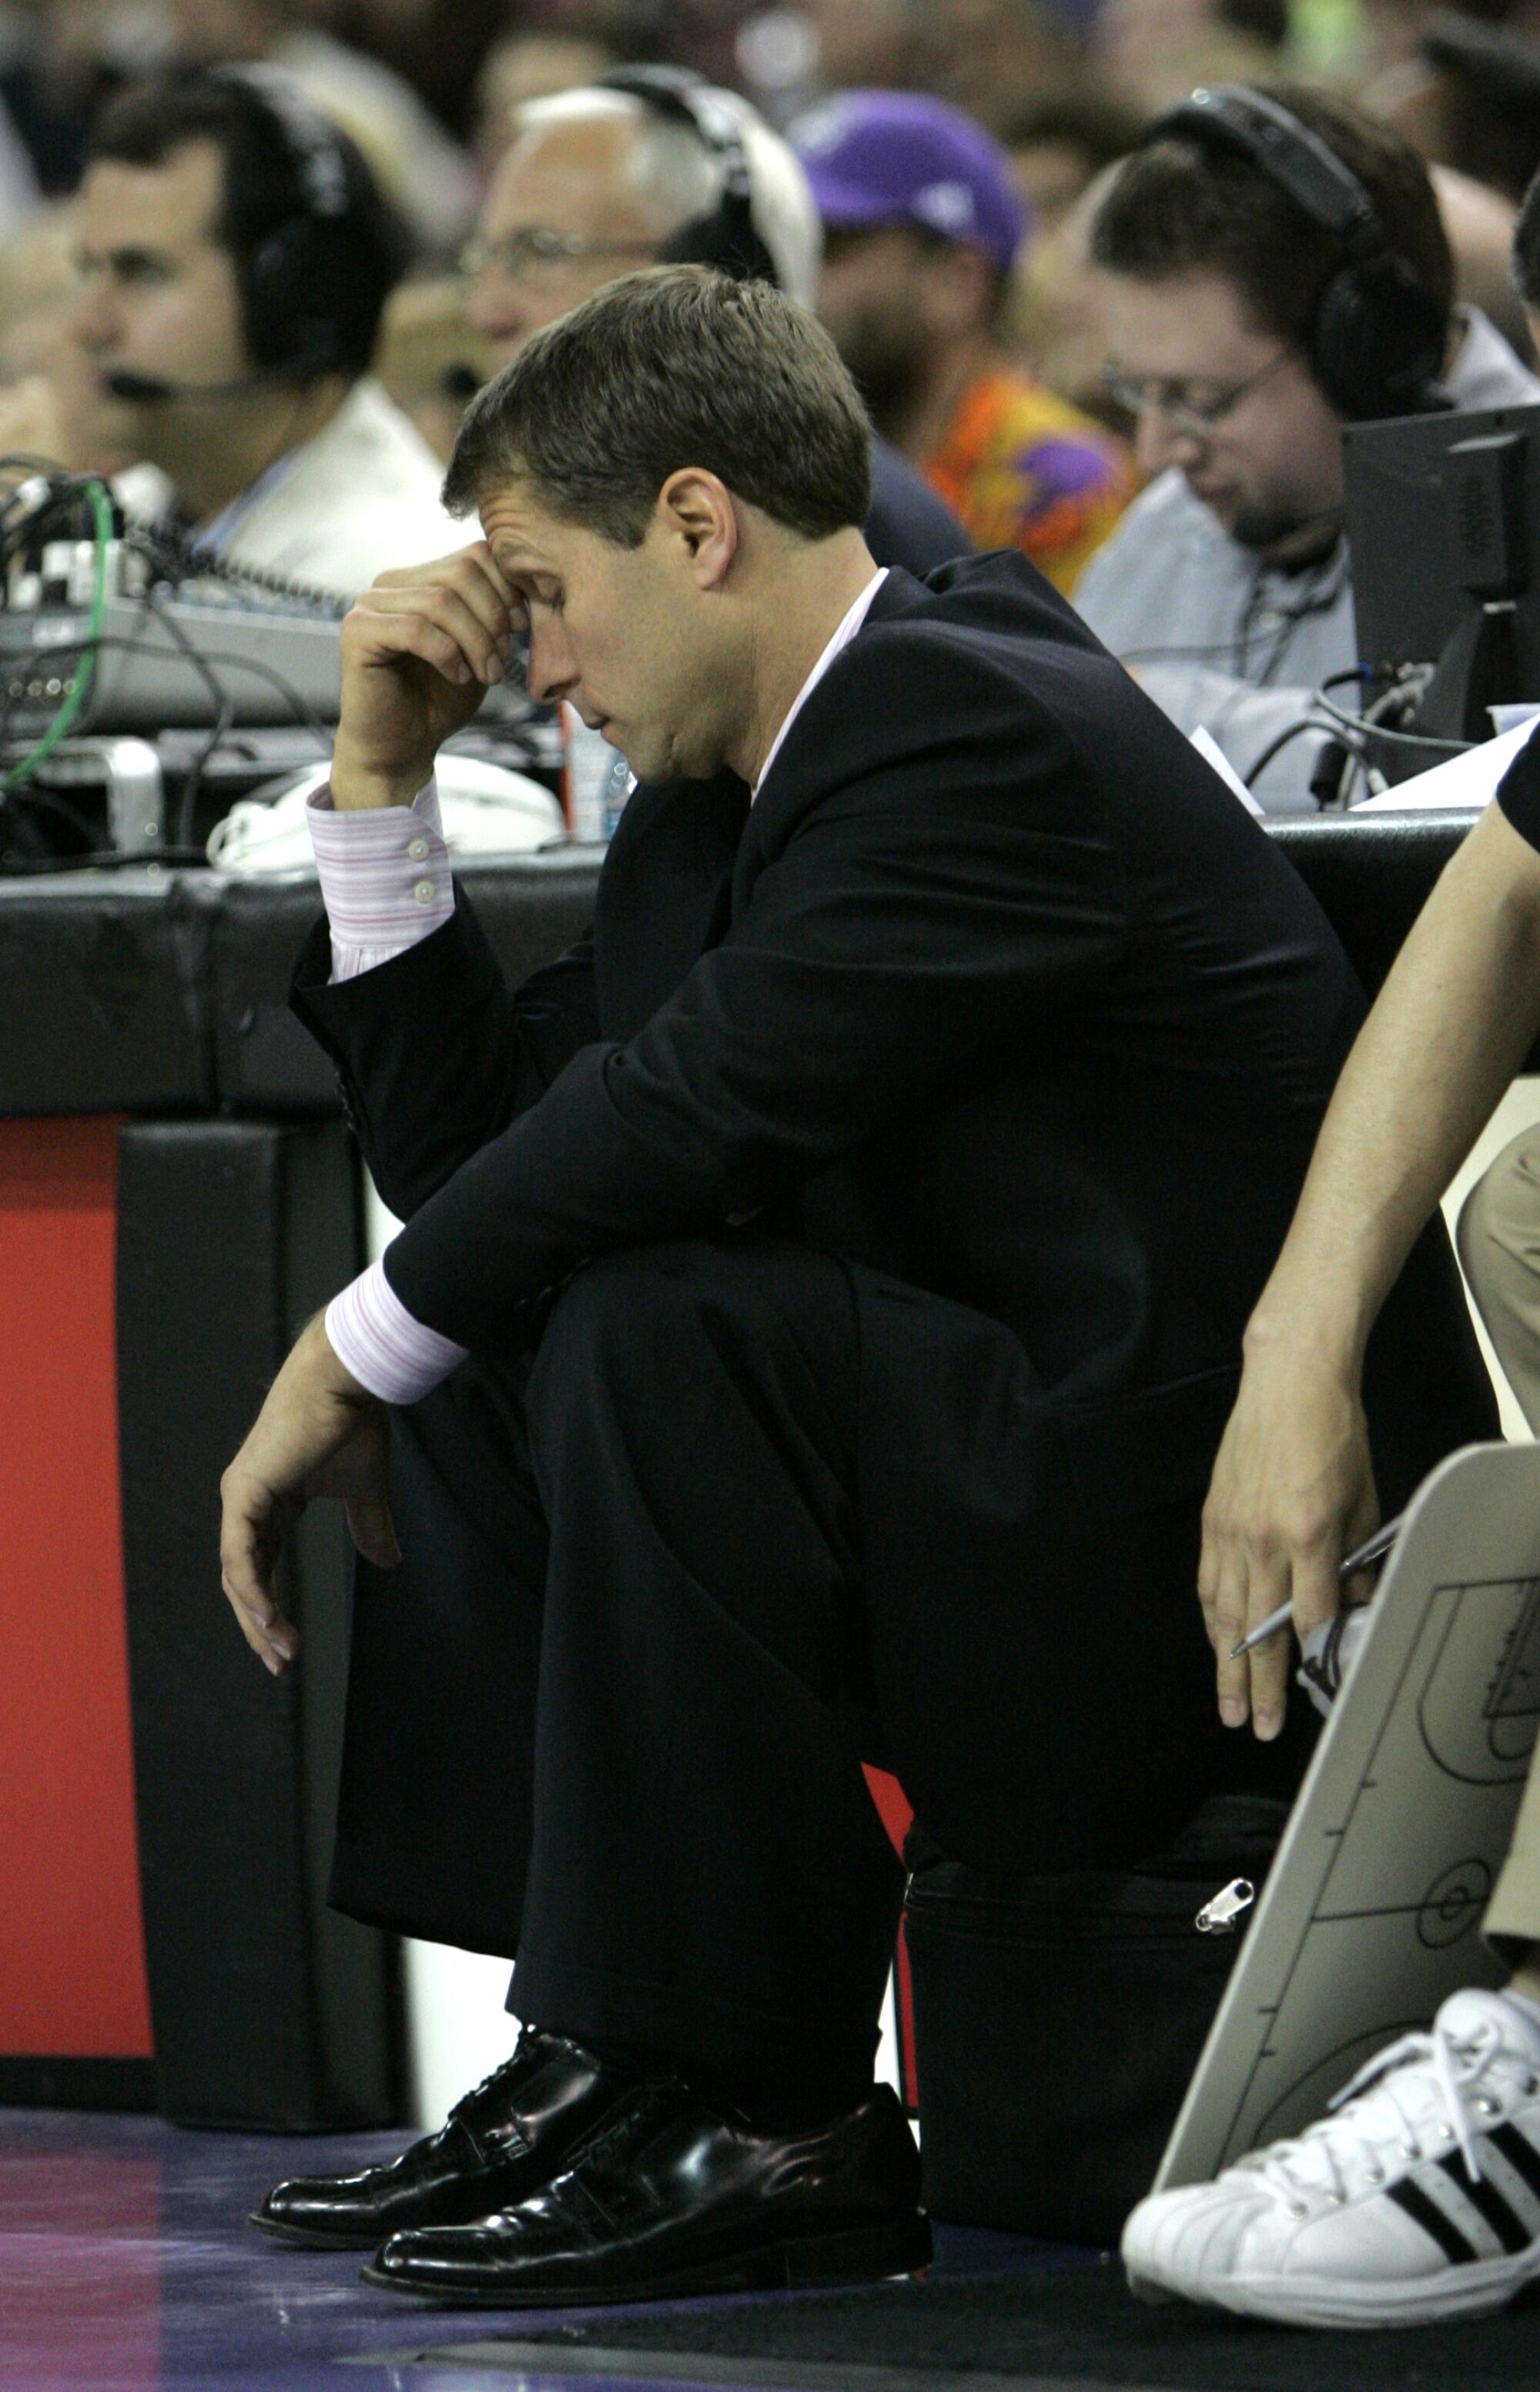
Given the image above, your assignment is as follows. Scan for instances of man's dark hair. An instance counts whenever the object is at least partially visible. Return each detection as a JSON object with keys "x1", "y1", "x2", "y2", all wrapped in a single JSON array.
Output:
[
  {"x1": 1089, "y1": 82, "x2": 1454, "y2": 351},
  {"x1": 442, "y1": 265, "x2": 872, "y2": 545},
  {"x1": 87, "y1": 70, "x2": 411, "y2": 380}
]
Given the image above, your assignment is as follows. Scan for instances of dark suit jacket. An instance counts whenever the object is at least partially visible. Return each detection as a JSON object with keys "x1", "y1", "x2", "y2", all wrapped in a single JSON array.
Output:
[{"x1": 293, "y1": 552, "x2": 1494, "y2": 1517}]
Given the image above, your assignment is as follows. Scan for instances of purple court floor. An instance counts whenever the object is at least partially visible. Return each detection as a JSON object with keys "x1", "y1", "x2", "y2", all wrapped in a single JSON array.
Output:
[{"x1": 0, "y1": 2106, "x2": 1059, "y2": 2392}]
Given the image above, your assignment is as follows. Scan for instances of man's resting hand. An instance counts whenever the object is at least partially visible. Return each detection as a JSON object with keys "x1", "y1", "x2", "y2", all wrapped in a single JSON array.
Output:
[
  {"x1": 219, "y1": 1313, "x2": 400, "y2": 1675},
  {"x1": 331, "y1": 543, "x2": 524, "y2": 811}
]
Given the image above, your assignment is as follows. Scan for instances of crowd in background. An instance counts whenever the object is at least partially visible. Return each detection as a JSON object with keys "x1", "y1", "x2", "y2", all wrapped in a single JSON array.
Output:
[
  {"x1": 6, "y1": 0, "x2": 1540, "y2": 813},
  {"x1": 5, "y1": 1, "x2": 1540, "y2": 504}
]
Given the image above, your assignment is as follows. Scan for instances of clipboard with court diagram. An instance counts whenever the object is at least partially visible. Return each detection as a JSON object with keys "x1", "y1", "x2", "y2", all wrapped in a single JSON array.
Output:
[{"x1": 1157, "y1": 1439, "x2": 1540, "y2": 2193}]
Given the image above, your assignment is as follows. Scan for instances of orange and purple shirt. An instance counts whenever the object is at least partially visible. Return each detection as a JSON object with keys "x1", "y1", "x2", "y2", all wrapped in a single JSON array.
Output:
[{"x1": 920, "y1": 367, "x2": 1134, "y2": 596}]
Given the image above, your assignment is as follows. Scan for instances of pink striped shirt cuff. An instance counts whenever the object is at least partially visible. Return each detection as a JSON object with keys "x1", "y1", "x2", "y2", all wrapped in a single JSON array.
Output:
[
  {"x1": 326, "y1": 1257, "x2": 468, "y2": 1405},
  {"x1": 308, "y1": 777, "x2": 455, "y2": 981},
  {"x1": 309, "y1": 776, "x2": 467, "y2": 1401}
]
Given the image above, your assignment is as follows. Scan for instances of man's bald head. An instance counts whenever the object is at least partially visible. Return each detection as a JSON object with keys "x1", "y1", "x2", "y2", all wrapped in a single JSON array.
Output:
[{"x1": 464, "y1": 87, "x2": 819, "y2": 363}]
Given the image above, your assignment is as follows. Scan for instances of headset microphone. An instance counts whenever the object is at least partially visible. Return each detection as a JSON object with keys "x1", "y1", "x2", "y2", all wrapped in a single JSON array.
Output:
[{"x1": 104, "y1": 366, "x2": 283, "y2": 404}]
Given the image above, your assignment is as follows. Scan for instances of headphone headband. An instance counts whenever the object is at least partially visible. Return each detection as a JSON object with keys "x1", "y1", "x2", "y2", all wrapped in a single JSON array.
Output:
[
  {"x1": 1148, "y1": 85, "x2": 1380, "y2": 248},
  {"x1": 594, "y1": 65, "x2": 779, "y2": 288},
  {"x1": 215, "y1": 64, "x2": 350, "y2": 222}
]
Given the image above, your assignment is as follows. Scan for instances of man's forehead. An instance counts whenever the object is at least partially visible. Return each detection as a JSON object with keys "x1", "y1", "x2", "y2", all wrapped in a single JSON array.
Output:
[
  {"x1": 484, "y1": 111, "x2": 654, "y2": 239},
  {"x1": 79, "y1": 140, "x2": 226, "y2": 250},
  {"x1": 478, "y1": 481, "x2": 575, "y2": 564},
  {"x1": 1097, "y1": 266, "x2": 1273, "y2": 372}
]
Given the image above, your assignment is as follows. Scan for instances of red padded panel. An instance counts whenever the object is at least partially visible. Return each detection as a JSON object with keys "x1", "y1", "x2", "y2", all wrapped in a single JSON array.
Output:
[
  {"x1": 864, "y1": 1766, "x2": 918, "y2": 2110},
  {"x1": 0, "y1": 1118, "x2": 152, "y2": 2057}
]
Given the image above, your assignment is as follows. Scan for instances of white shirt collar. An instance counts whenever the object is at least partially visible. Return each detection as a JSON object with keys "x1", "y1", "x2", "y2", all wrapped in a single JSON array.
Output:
[{"x1": 751, "y1": 568, "x2": 888, "y2": 800}]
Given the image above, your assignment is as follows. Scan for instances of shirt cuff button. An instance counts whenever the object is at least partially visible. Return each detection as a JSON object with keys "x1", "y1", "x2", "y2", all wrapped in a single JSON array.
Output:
[
  {"x1": 407, "y1": 837, "x2": 430, "y2": 861},
  {"x1": 413, "y1": 878, "x2": 437, "y2": 903}
]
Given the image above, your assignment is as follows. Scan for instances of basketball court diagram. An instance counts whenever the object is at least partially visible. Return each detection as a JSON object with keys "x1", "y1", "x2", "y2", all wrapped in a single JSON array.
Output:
[{"x1": 1158, "y1": 1441, "x2": 1540, "y2": 2191}]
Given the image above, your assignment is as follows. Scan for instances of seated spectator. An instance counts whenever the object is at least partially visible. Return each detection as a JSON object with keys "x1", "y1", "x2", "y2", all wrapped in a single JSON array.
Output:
[
  {"x1": 1075, "y1": 84, "x2": 1540, "y2": 809},
  {"x1": 228, "y1": 262, "x2": 1481, "y2": 2306},
  {"x1": 463, "y1": 69, "x2": 970, "y2": 578},
  {"x1": 792, "y1": 87, "x2": 1134, "y2": 593},
  {"x1": 2, "y1": 68, "x2": 457, "y2": 600}
]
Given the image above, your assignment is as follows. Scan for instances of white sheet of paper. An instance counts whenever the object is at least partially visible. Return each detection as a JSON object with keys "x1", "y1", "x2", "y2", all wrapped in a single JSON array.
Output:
[
  {"x1": 1352, "y1": 715, "x2": 1540, "y2": 812},
  {"x1": 1190, "y1": 724, "x2": 1265, "y2": 816}
]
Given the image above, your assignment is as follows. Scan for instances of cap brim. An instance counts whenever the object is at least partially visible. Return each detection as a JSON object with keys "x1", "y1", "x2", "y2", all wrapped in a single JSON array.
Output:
[{"x1": 800, "y1": 166, "x2": 912, "y2": 231}]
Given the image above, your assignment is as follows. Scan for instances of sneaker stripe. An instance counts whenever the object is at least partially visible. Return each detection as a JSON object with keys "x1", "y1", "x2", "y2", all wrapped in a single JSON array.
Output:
[
  {"x1": 1388, "y1": 2176, "x2": 1482, "y2": 2264},
  {"x1": 1491, "y1": 2122, "x2": 1540, "y2": 2205},
  {"x1": 1436, "y1": 2153, "x2": 1532, "y2": 2256}
]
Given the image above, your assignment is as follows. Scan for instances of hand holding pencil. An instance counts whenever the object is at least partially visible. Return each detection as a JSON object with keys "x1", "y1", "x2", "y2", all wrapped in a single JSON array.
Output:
[{"x1": 1197, "y1": 1329, "x2": 1380, "y2": 1744}]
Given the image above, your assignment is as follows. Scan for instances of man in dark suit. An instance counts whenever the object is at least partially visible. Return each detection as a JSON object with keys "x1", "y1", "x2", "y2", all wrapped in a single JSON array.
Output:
[{"x1": 221, "y1": 266, "x2": 1494, "y2": 2306}]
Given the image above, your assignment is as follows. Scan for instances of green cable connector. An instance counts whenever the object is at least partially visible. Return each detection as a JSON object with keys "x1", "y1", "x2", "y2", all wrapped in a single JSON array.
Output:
[{"x1": 3, "y1": 479, "x2": 115, "y2": 792}]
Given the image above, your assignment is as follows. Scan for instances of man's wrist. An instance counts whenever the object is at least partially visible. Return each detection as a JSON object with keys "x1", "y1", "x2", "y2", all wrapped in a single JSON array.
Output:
[
  {"x1": 1242, "y1": 1287, "x2": 1367, "y2": 1382},
  {"x1": 296, "y1": 1306, "x2": 370, "y2": 1402},
  {"x1": 330, "y1": 736, "x2": 438, "y2": 812}
]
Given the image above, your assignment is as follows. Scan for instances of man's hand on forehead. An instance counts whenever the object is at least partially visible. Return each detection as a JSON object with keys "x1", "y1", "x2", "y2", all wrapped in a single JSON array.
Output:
[{"x1": 333, "y1": 544, "x2": 526, "y2": 806}]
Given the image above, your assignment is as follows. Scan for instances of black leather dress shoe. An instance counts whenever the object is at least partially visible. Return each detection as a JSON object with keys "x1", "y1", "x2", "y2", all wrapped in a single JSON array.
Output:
[
  {"x1": 360, "y1": 2078, "x2": 930, "y2": 2305},
  {"x1": 250, "y1": 2030, "x2": 635, "y2": 2249}
]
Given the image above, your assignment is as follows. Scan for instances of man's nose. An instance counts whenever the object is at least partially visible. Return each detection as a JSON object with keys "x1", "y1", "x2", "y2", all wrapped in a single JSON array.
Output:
[
  {"x1": 1134, "y1": 399, "x2": 1204, "y2": 481},
  {"x1": 524, "y1": 623, "x2": 577, "y2": 708},
  {"x1": 70, "y1": 274, "x2": 119, "y2": 351},
  {"x1": 465, "y1": 269, "x2": 525, "y2": 348}
]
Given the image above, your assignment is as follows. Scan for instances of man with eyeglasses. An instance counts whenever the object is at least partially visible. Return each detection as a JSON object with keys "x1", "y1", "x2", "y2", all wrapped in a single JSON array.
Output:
[
  {"x1": 1075, "y1": 85, "x2": 1540, "y2": 811},
  {"x1": 460, "y1": 78, "x2": 969, "y2": 581}
]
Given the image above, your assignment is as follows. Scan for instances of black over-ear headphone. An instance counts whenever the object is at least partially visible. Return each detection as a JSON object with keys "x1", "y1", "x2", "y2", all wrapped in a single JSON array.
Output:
[
  {"x1": 594, "y1": 65, "x2": 782, "y2": 289},
  {"x1": 215, "y1": 65, "x2": 360, "y2": 380},
  {"x1": 1143, "y1": 85, "x2": 1448, "y2": 421}
]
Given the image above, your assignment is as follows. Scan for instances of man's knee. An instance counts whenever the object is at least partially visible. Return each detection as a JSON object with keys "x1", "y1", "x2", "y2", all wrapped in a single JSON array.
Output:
[
  {"x1": 527, "y1": 1238, "x2": 852, "y2": 1428},
  {"x1": 1457, "y1": 1127, "x2": 1540, "y2": 1321}
]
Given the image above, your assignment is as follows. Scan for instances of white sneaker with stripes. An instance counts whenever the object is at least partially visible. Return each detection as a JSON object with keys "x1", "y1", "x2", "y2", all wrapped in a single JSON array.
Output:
[{"x1": 1122, "y1": 1989, "x2": 1540, "y2": 2328}]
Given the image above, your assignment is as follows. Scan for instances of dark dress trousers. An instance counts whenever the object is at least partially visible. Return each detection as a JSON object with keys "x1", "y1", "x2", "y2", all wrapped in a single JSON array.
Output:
[{"x1": 293, "y1": 553, "x2": 1495, "y2": 2099}]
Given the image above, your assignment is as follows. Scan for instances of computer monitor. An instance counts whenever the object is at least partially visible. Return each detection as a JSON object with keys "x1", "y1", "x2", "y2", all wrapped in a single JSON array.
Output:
[{"x1": 1343, "y1": 399, "x2": 1540, "y2": 748}]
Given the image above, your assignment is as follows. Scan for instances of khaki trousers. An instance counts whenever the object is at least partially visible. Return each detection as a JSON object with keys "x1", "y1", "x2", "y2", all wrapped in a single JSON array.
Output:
[{"x1": 1455, "y1": 1127, "x2": 1540, "y2": 1953}]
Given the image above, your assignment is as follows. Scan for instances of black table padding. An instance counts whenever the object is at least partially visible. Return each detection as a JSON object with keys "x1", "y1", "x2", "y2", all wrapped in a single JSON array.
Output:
[
  {"x1": 1268, "y1": 812, "x2": 1475, "y2": 1003},
  {"x1": 0, "y1": 870, "x2": 213, "y2": 1114},
  {"x1": 116, "y1": 1118, "x2": 402, "y2": 2129},
  {"x1": 207, "y1": 855, "x2": 601, "y2": 1114},
  {"x1": 407, "y1": 2256, "x2": 1540, "y2": 2392},
  {"x1": 0, "y1": 818, "x2": 1498, "y2": 1120}
]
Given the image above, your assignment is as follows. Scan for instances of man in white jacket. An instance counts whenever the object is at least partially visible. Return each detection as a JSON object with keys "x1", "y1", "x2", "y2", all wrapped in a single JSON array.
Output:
[
  {"x1": 5, "y1": 66, "x2": 455, "y2": 599},
  {"x1": 1075, "y1": 83, "x2": 1540, "y2": 812}
]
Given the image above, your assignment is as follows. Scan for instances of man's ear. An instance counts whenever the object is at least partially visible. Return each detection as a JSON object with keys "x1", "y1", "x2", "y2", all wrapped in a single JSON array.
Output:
[{"x1": 655, "y1": 468, "x2": 738, "y2": 589}]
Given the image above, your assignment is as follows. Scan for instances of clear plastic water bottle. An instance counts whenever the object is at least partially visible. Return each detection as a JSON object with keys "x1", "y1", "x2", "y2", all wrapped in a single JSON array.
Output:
[{"x1": 562, "y1": 703, "x2": 631, "y2": 844}]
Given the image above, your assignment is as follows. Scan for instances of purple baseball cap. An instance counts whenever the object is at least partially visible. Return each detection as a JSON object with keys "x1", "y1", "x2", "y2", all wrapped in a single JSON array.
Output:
[{"x1": 789, "y1": 89, "x2": 1028, "y2": 276}]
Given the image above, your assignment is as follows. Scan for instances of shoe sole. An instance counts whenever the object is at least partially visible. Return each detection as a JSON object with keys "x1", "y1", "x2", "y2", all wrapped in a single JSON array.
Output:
[
  {"x1": 359, "y1": 2213, "x2": 933, "y2": 2307},
  {"x1": 1130, "y1": 2242, "x2": 1540, "y2": 2330},
  {"x1": 249, "y1": 2210, "x2": 388, "y2": 2250}
]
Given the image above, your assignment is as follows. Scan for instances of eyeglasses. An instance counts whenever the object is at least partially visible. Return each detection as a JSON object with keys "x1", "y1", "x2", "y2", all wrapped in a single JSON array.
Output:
[
  {"x1": 1097, "y1": 346, "x2": 1296, "y2": 440},
  {"x1": 459, "y1": 228, "x2": 659, "y2": 285}
]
